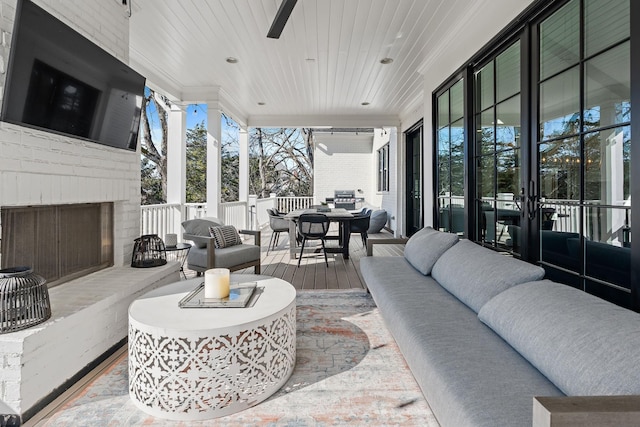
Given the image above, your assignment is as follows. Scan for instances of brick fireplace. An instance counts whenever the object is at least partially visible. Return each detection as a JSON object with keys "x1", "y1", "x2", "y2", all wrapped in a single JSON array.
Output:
[{"x1": 0, "y1": 0, "x2": 157, "y2": 419}]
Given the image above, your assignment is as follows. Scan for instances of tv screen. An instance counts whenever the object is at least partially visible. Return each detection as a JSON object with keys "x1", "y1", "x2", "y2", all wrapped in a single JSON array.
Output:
[{"x1": 1, "y1": 0, "x2": 146, "y2": 151}]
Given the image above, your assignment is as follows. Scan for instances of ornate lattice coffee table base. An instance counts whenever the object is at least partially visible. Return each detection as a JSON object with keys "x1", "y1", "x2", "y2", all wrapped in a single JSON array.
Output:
[{"x1": 128, "y1": 276, "x2": 297, "y2": 420}]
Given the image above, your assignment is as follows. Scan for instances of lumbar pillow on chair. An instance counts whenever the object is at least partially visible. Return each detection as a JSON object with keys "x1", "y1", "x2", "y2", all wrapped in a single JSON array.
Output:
[{"x1": 209, "y1": 225, "x2": 243, "y2": 248}]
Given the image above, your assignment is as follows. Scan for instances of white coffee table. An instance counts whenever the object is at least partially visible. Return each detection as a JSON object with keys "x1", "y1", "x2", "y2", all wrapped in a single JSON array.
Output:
[{"x1": 128, "y1": 274, "x2": 297, "y2": 420}]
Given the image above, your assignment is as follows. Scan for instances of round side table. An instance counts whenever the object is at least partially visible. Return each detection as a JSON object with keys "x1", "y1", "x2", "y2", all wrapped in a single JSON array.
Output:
[
  {"x1": 164, "y1": 242, "x2": 191, "y2": 279},
  {"x1": 128, "y1": 274, "x2": 296, "y2": 420}
]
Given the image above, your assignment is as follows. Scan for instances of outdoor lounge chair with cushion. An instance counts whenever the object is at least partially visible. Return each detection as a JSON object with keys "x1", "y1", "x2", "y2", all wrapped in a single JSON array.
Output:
[{"x1": 182, "y1": 217, "x2": 261, "y2": 274}]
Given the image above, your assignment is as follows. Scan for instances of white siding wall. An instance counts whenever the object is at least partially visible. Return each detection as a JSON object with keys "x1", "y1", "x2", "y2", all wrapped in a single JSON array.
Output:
[
  {"x1": 370, "y1": 128, "x2": 397, "y2": 233},
  {"x1": 0, "y1": 0, "x2": 149, "y2": 416},
  {"x1": 313, "y1": 133, "x2": 373, "y2": 205}
]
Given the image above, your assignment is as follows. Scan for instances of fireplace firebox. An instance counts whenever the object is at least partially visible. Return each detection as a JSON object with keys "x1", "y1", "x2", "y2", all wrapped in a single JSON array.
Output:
[{"x1": 0, "y1": 203, "x2": 114, "y2": 287}]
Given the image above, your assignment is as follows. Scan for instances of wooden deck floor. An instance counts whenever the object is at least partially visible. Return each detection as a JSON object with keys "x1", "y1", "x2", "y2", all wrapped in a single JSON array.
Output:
[{"x1": 184, "y1": 226, "x2": 404, "y2": 290}]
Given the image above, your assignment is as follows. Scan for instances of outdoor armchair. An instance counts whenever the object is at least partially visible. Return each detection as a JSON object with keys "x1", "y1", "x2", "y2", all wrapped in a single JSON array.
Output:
[{"x1": 182, "y1": 217, "x2": 261, "y2": 274}]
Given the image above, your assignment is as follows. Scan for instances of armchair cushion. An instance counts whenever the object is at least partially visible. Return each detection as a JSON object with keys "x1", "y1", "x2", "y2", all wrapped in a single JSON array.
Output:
[
  {"x1": 188, "y1": 243, "x2": 261, "y2": 271},
  {"x1": 182, "y1": 217, "x2": 224, "y2": 248},
  {"x1": 209, "y1": 225, "x2": 242, "y2": 248}
]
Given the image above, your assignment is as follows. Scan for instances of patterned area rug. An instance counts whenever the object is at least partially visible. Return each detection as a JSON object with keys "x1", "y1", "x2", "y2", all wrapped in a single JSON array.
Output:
[{"x1": 40, "y1": 290, "x2": 439, "y2": 426}]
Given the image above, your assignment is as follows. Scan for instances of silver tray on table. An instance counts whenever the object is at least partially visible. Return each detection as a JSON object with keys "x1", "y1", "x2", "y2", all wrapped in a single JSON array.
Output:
[{"x1": 179, "y1": 282, "x2": 259, "y2": 308}]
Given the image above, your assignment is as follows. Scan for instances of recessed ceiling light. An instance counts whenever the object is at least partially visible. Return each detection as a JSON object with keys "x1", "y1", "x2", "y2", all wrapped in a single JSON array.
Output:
[
  {"x1": 380, "y1": 57, "x2": 393, "y2": 65},
  {"x1": 226, "y1": 57, "x2": 239, "y2": 64},
  {"x1": 258, "y1": 102, "x2": 266, "y2": 106},
  {"x1": 361, "y1": 102, "x2": 370, "y2": 106}
]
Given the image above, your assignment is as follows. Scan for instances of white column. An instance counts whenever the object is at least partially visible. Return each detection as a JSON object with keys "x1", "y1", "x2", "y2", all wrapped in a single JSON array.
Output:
[
  {"x1": 167, "y1": 104, "x2": 187, "y2": 235},
  {"x1": 207, "y1": 107, "x2": 222, "y2": 218},
  {"x1": 389, "y1": 127, "x2": 403, "y2": 237},
  {"x1": 239, "y1": 128, "x2": 249, "y2": 204},
  {"x1": 239, "y1": 127, "x2": 250, "y2": 228}
]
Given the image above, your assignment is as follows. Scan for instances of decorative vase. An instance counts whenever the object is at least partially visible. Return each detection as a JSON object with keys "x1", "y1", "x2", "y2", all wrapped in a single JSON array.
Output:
[
  {"x1": 0, "y1": 267, "x2": 51, "y2": 333},
  {"x1": 165, "y1": 233, "x2": 178, "y2": 248}
]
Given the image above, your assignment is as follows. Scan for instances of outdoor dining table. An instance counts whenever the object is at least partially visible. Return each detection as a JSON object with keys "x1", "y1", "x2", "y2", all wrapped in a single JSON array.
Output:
[{"x1": 284, "y1": 208, "x2": 355, "y2": 260}]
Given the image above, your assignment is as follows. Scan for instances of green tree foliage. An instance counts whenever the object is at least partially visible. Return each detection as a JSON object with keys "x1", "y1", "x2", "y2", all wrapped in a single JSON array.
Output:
[
  {"x1": 185, "y1": 122, "x2": 207, "y2": 203},
  {"x1": 185, "y1": 114, "x2": 240, "y2": 203},
  {"x1": 141, "y1": 157, "x2": 164, "y2": 205},
  {"x1": 221, "y1": 114, "x2": 240, "y2": 203}
]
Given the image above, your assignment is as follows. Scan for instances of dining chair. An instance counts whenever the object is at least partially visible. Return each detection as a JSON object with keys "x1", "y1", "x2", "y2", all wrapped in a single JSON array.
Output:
[
  {"x1": 350, "y1": 208, "x2": 371, "y2": 247},
  {"x1": 266, "y1": 208, "x2": 290, "y2": 254},
  {"x1": 297, "y1": 213, "x2": 330, "y2": 267}
]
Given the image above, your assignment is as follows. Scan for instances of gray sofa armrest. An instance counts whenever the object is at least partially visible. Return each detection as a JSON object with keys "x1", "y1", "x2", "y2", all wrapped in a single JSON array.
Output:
[
  {"x1": 238, "y1": 229, "x2": 261, "y2": 246},
  {"x1": 366, "y1": 238, "x2": 409, "y2": 256}
]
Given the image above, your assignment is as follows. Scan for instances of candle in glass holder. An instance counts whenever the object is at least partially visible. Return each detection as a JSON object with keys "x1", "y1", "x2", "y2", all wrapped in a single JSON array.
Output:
[{"x1": 204, "y1": 268, "x2": 230, "y2": 299}]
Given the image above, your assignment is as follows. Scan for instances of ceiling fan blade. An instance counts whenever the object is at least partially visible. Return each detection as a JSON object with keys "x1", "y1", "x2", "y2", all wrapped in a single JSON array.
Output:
[{"x1": 267, "y1": 0, "x2": 298, "y2": 39}]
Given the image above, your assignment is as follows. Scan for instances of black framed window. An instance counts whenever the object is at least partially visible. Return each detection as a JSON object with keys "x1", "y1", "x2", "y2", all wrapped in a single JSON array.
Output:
[
  {"x1": 473, "y1": 41, "x2": 523, "y2": 254},
  {"x1": 377, "y1": 144, "x2": 389, "y2": 192},
  {"x1": 436, "y1": 78, "x2": 465, "y2": 235},
  {"x1": 537, "y1": 0, "x2": 631, "y2": 305},
  {"x1": 431, "y1": 0, "x2": 635, "y2": 309}
]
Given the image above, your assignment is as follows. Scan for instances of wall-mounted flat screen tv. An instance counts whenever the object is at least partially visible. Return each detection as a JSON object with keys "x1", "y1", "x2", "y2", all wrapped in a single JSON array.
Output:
[{"x1": 1, "y1": 0, "x2": 146, "y2": 151}]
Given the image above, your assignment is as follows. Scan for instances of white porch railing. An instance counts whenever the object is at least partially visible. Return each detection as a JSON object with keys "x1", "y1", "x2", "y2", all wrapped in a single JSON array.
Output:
[
  {"x1": 219, "y1": 201, "x2": 248, "y2": 231},
  {"x1": 140, "y1": 196, "x2": 314, "y2": 239},
  {"x1": 140, "y1": 203, "x2": 182, "y2": 239},
  {"x1": 275, "y1": 196, "x2": 314, "y2": 213}
]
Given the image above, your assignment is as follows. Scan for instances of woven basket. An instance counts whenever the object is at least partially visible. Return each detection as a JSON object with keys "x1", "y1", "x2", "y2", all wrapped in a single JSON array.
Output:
[{"x1": 0, "y1": 267, "x2": 51, "y2": 333}]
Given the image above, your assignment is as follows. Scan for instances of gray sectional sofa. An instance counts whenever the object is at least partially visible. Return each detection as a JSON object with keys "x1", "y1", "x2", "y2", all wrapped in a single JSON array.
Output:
[{"x1": 360, "y1": 227, "x2": 640, "y2": 427}]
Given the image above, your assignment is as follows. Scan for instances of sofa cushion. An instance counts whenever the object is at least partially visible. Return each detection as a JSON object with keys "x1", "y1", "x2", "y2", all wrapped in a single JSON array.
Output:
[
  {"x1": 403, "y1": 227, "x2": 459, "y2": 275},
  {"x1": 360, "y1": 256, "x2": 562, "y2": 427},
  {"x1": 209, "y1": 225, "x2": 242, "y2": 248},
  {"x1": 182, "y1": 218, "x2": 224, "y2": 248},
  {"x1": 478, "y1": 280, "x2": 640, "y2": 396},
  {"x1": 431, "y1": 240, "x2": 545, "y2": 313}
]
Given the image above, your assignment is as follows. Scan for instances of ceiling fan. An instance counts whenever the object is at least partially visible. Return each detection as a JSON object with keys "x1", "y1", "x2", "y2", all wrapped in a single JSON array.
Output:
[{"x1": 267, "y1": 0, "x2": 298, "y2": 39}]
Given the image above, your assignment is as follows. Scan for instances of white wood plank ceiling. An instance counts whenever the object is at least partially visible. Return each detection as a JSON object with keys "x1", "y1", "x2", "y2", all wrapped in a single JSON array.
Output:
[{"x1": 128, "y1": 0, "x2": 532, "y2": 126}]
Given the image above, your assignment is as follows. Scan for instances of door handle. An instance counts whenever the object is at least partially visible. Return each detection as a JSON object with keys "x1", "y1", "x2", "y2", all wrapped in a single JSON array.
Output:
[{"x1": 527, "y1": 180, "x2": 538, "y2": 221}]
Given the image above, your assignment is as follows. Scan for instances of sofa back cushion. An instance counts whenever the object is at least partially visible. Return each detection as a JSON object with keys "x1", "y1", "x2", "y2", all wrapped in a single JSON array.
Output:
[
  {"x1": 403, "y1": 227, "x2": 459, "y2": 275},
  {"x1": 431, "y1": 240, "x2": 545, "y2": 313},
  {"x1": 478, "y1": 280, "x2": 640, "y2": 395},
  {"x1": 182, "y1": 217, "x2": 224, "y2": 248}
]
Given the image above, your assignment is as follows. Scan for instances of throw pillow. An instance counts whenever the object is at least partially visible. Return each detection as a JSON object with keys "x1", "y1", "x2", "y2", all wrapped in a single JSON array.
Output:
[{"x1": 209, "y1": 225, "x2": 243, "y2": 248}]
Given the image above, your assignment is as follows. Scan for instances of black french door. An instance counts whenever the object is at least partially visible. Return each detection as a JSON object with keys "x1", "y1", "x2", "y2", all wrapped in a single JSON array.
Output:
[{"x1": 405, "y1": 123, "x2": 423, "y2": 236}]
